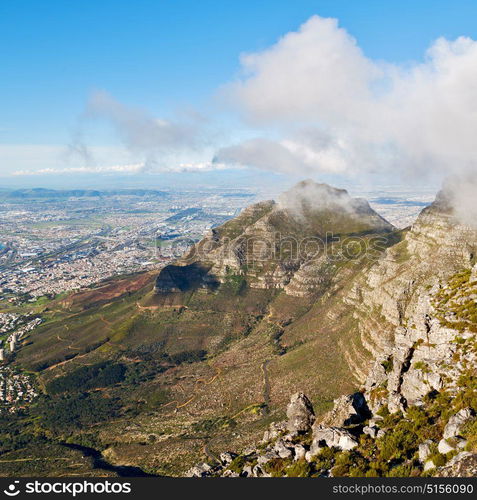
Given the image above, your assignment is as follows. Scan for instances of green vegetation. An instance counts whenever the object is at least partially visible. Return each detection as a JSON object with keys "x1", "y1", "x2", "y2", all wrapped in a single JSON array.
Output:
[
  {"x1": 413, "y1": 361, "x2": 430, "y2": 373},
  {"x1": 285, "y1": 459, "x2": 312, "y2": 477},
  {"x1": 381, "y1": 357, "x2": 393, "y2": 374},
  {"x1": 46, "y1": 362, "x2": 126, "y2": 394},
  {"x1": 32, "y1": 393, "x2": 121, "y2": 433},
  {"x1": 222, "y1": 270, "x2": 247, "y2": 296},
  {"x1": 228, "y1": 455, "x2": 248, "y2": 474},
  {"x1": 461, "y1": 418, "x2": 477, "y2": 451},
  {"x1": 433, "y1": 269, "x2": 477, "y2": 333}
]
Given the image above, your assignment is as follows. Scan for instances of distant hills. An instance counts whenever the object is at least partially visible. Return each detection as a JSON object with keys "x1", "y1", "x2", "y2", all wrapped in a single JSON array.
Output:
[{"x1": 0, "y1": 188, "x2": 169, "y2": 199}]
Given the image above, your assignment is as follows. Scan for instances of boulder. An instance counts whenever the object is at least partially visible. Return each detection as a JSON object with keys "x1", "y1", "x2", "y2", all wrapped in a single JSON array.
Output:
[
  {"x1": 257, "y1": 450, "x2": 279, "y2": 466},
  {"x1": 312, "y1": 425, "x2": 358, "y2": 451},
  {"x1": 281, "y1": 433, "x2": 296, "y2": 443},
  {"x1": 443, "y1": 408, "x2": 474, "y2": 439},
  {"x1": 222, "y1": 470, "x2": 240, "y2": 478},
  {"x1": 387, "y1": 391, "x2": 405, "y2": 414},
  {"x1": 363, "y1": 425, "x2": 377, "y2": 439},
  {"x1": 293, "y1": 444, "x2": 306, "y2": 461},
  {"x1": 438, "y1": 438, "x2": 456, "y2": 455},
  {"x1": 321, "y1": 392, "x2": 370, "y2": 426},
  {"x1": 274, "y1": 439, "x2": 293, "y2": 459},
  {"x1": 459, "y1": 439, "x2": 468, "y2": 449},
  {"x1": 286, "y1": 392, "x2": 315, "y2": 434},
  {"x1": 252, "y1": 465, "x2": 267, "y2": 477},
  {"x1": 418, "y1": 440, "x2": 433, "y2": 462},
  {"x1": 305, "y1": 439, "x2": 323, "y2": 462},
  {"x1": 424, "y1": 460, "x2": 435, "y2": 472},
  {"x1": 242, "y1": 465, "x2": 254, "y2": 477},
  {"x1": 185, "y1": 462, "x2": 212, "y2": 477},
  {"x1": 219, "y1": 452, "x2": 237, "y2": 465}
]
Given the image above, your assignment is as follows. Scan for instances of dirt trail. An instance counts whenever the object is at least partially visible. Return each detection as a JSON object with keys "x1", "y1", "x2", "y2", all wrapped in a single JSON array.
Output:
[
  {"x1": 162, "y1": 365, "x2": 222, "y2": 411},
  {"x1": 261, "y1": 360, "x2": 271, "y2": 415},
  {"x1": 203, "y1": 443, "x2": 220, "y2": 463},
  {"x1": 99, "y1": 315, "x2": 113, "y2": 328},
  {"x1": 136, "y1": 301, "x2": 160, "y2": 311}
]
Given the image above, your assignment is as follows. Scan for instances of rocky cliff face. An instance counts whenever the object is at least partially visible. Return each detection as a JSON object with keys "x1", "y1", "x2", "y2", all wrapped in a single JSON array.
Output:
[
  {"x1": 344, "y1": 196, "x2": 477, "y2": 414},
  {"x1": 156, "y1": 180, "x2": 394, "y2": 298}
]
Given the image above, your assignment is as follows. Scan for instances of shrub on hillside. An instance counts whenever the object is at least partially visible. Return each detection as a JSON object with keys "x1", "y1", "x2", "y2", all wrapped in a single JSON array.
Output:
[{"x1": 46, "y1": 362, "x2": 126, "y2": 394}]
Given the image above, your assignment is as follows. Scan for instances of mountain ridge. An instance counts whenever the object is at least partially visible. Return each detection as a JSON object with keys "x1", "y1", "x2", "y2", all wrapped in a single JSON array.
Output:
[{"x1": 185, "y1": 189, "x2": 477, "y2": 477}]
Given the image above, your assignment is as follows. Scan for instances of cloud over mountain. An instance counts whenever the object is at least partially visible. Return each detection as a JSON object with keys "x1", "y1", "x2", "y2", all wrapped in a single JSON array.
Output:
[{"x1": 219, "y1": 15, "x2": 477, "y2": 183}]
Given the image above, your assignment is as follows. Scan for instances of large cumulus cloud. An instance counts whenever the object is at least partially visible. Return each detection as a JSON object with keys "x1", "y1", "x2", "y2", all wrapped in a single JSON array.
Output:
[{"x1": 216, "y1": 15, "x2": 477, "y2": 182}]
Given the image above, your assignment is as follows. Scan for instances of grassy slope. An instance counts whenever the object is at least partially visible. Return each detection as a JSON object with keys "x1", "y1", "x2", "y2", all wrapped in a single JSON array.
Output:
[{"x1": 9, "y1": 262, "x2": 380, "y2": 474}]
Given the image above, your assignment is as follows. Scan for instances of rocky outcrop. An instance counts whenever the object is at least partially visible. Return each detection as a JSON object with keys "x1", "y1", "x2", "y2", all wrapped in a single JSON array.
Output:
[
  {"x1": 185, "y1": 462, "x2": 213, "y2": 478},
  {"x1": 443, "y1": 408, "x2": 474, "y2": 440},
  {"x1": 345, "y1": 196, "x2": 477, "y2": 412},
  {"x1": 320, "y1": 392, "x2": 370, "y2": 426},
  {"x1": 286, "y1": 392, "x2": 315, "y2": 434},
  {"x1": 435, "y1": 453, "x2": 477, "y2": 477},
  {"x1": 186, "y1": 392, "x2": 363, "y2": 477},
  {"x1": 418, "y1": 440, "x2": 433, "y2": 462},
  {"x1": 311, "y1": 425, "x2": 358, "y2": 451}
]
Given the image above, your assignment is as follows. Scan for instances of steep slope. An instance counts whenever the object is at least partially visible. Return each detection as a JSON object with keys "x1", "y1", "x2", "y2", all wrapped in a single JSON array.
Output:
[{"x1": 343, "y1": 190, "x2": 477, "y2": 413}]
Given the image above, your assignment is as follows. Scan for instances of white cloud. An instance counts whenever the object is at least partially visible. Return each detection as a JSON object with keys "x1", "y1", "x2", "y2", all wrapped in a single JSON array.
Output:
[
  {"x1": 228, "y1": 16, "x2": 379, "y2": 125},
  {"x1": 12, "y1": 163, "x2": 147, "y2": 176},
  {"x1": 11, "y1": 161, "x2": 228, "y2": 177},
  {"x1": 215, "y1": 130, "x2": 350, "y2": 175},
  {"x1": 76, "y1": 91, "x2": 209, "y2": 167},
  {"x1": 214, "y1": 138, "x2": 309, "y2": 175},
  {"x1": 220, "y1": 15, "x2": 477, "y2": 183}
]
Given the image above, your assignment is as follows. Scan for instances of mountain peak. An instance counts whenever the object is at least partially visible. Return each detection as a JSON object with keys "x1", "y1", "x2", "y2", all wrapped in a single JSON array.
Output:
[
  {"x1": 155, "y1": 180, "x2": 396, "y2": 299},
  {"x1": 278, "y1": 180, "x2": 351, "y2": 209},
  {"x1": 276, "y1": 179, "x2": 394, "y2": 234},
  {"x1": 423, "y1": 175, "x2": 477, "y2": 229}
]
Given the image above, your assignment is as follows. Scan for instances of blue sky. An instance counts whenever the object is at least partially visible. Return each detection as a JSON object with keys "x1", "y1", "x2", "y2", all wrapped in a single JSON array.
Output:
[{"x1": 1, "y1": 0, "x2": 477, "y2": 188}]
